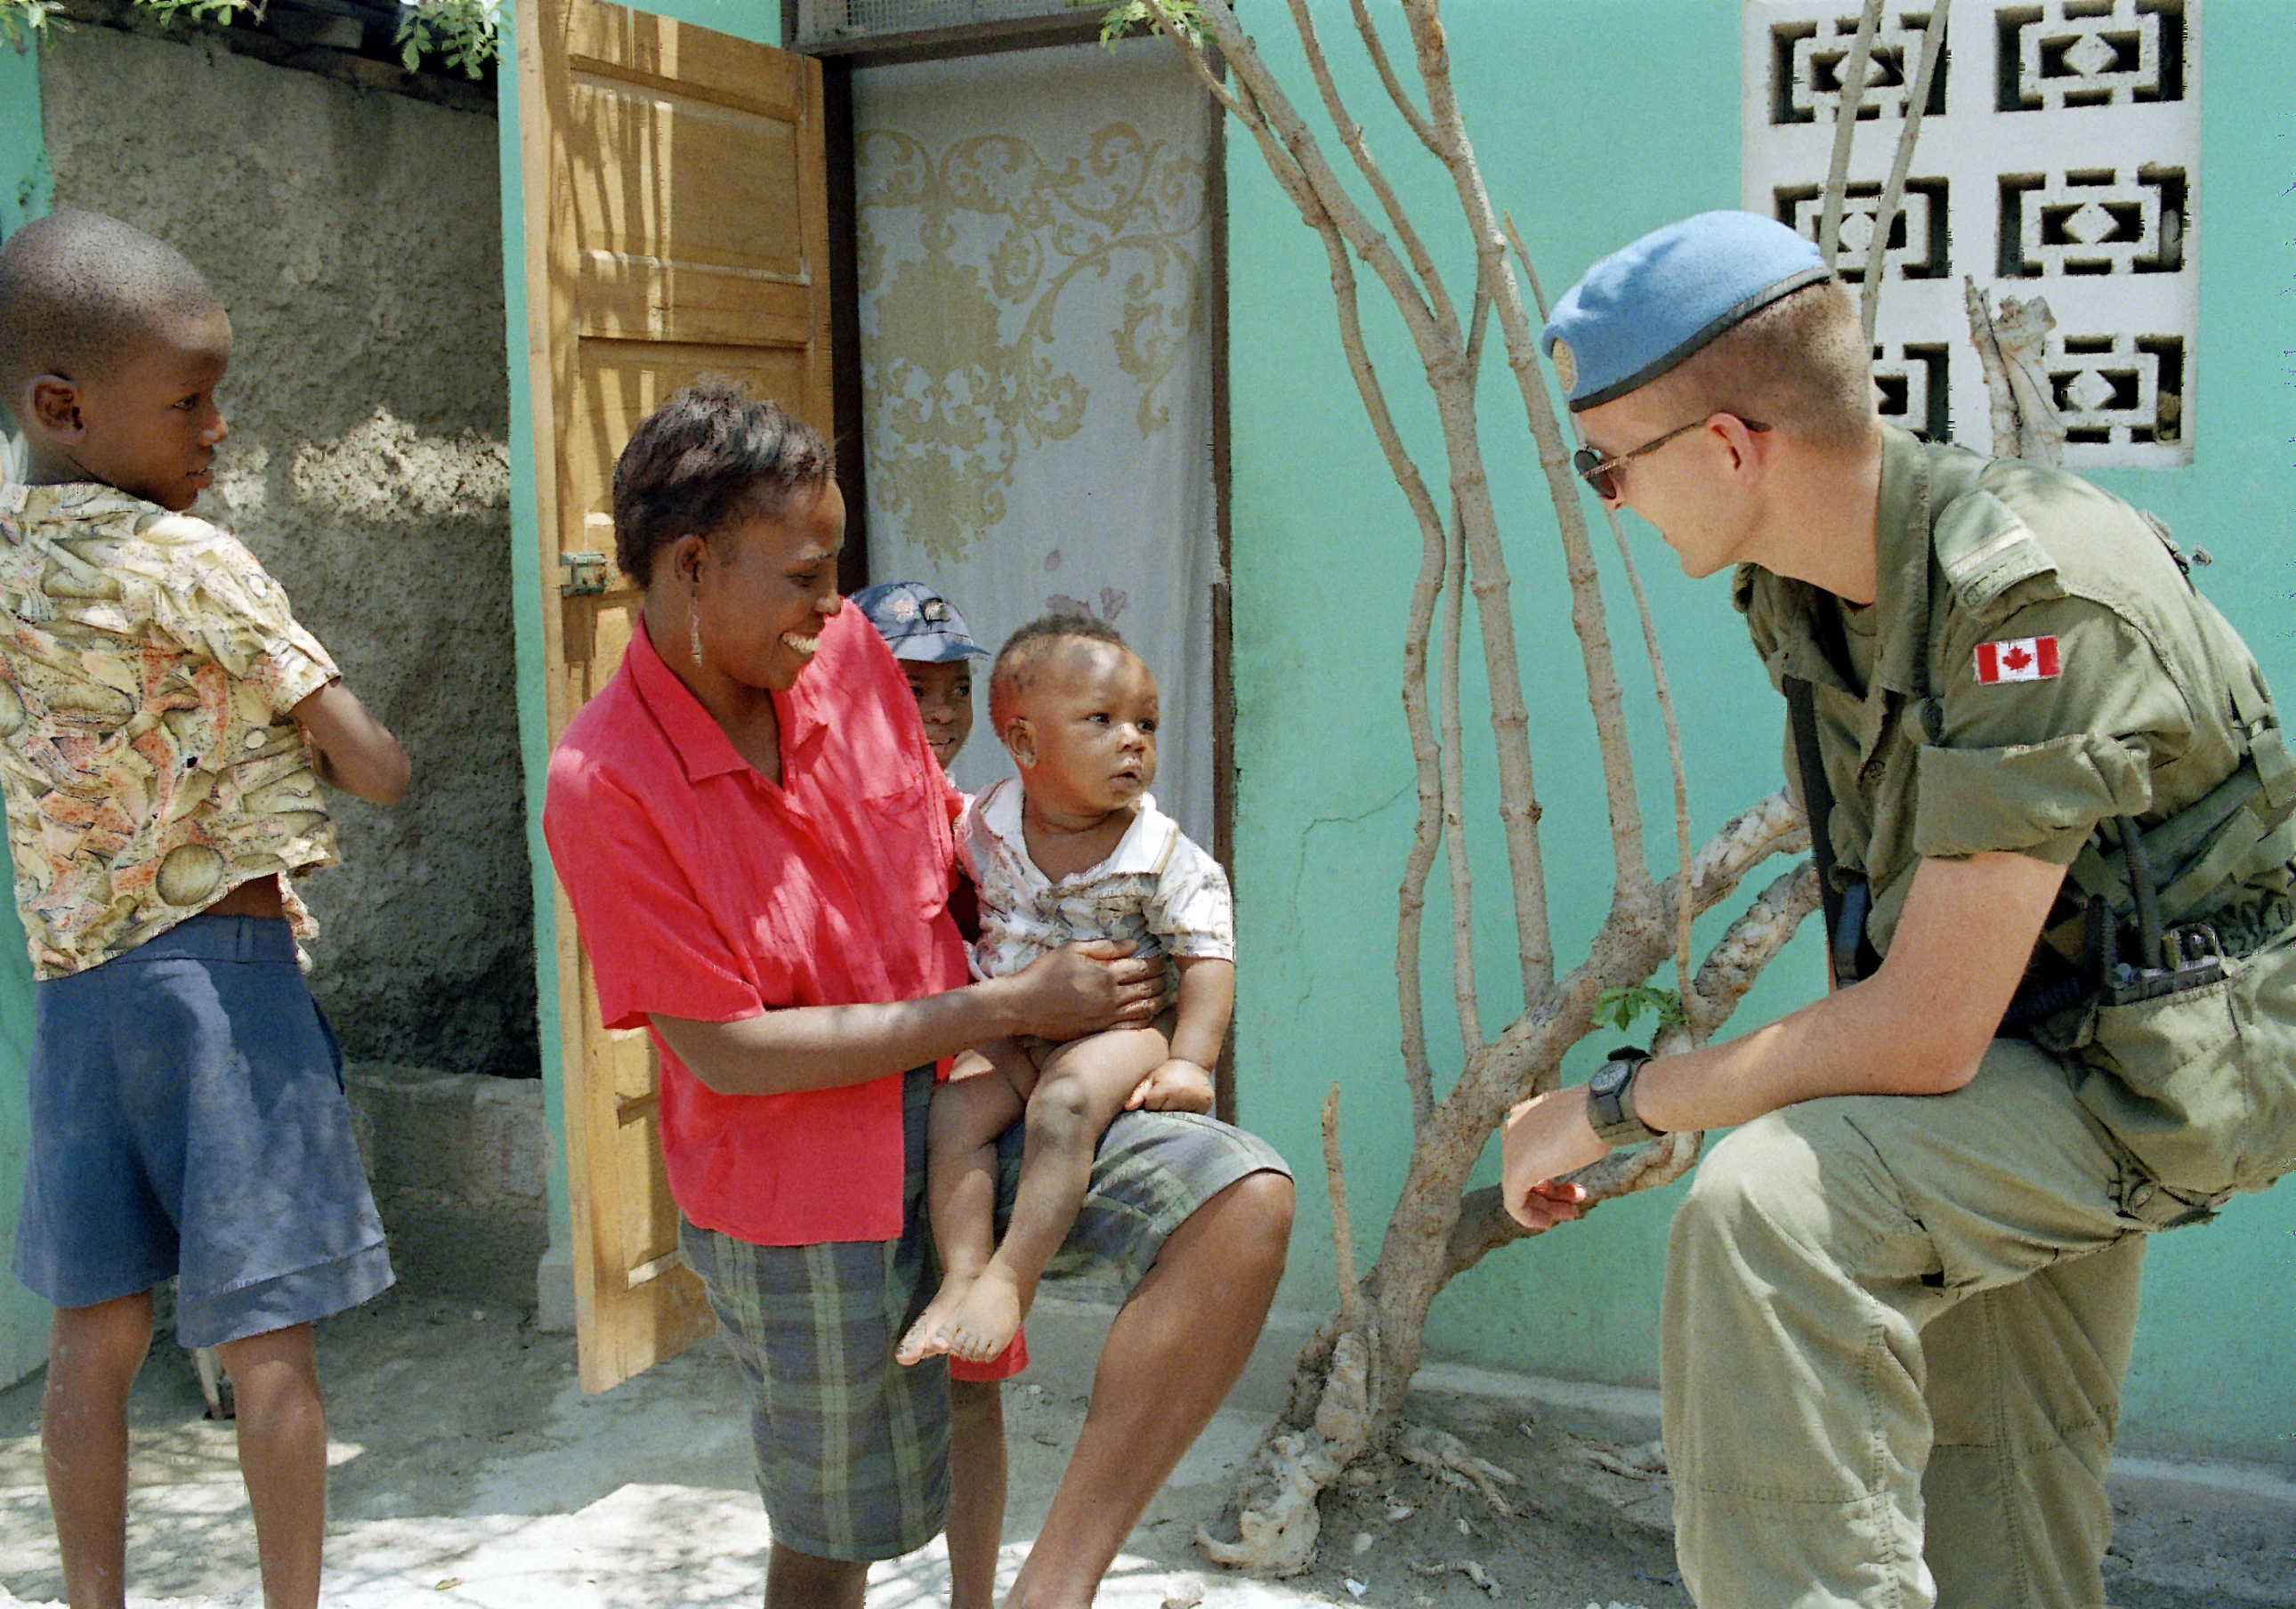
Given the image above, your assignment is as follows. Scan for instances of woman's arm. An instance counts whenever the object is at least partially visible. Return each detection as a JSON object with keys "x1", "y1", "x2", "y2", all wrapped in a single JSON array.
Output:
[{"x1": 651, "y1": 939, "x2": 1168, "y2": 1098}]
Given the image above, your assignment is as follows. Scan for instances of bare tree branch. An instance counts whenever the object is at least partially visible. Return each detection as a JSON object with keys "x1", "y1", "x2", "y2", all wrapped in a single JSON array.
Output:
[
  {"x1": 1685, "y1": 862, "x2": 1823, "y2": 1039},
  {"x1": 1323, "y1": 1083, "x2": 1363, "y2": 1332},
  {"x1": 1966, "y1": 279, "x2": 2067, "y2": 465},
  {"x1": 1401, "y1": 3, "x2": 1655, "y2": 942},
  {"x1": 1346, "y1": 0, "x2": 1439, "y2": 155},
  {"x1": 1131, "y1": 4, "x2": 1836, "y2": 1569},
  {"x1": 1440, "y1": 287, "x2": 1496, "y2": 1054},
  {"x1": 1508, "y1": 211, "x2": 1695, "y2": 1001},
  {"x1": 1673, "y1": 788, "x2": 1811, "y2": 923},
  {"x1": 1285, "y1": 0, "x2": 1460, "y2": 346},
  {"x1": 1819, "y1": 0, "x2": 1885, "y2": 267},
  {"x1": 1860, "y1": 2, "x2": 1949, "y2": 342}
]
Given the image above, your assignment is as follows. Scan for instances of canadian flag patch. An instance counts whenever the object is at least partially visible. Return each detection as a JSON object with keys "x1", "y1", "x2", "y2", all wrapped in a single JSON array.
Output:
[{"x1": 1973, "y1": 635, "x2": 2060, "y2": 684}]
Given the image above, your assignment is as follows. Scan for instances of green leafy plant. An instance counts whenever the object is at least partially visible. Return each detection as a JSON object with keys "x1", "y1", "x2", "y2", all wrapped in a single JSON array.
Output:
[
  {"x1": 1, "y1": 0, "x2": 496, "y2": 77},
  {"x1": 1593, "y1": 984, "x2": 1689, "y2": 1035},
  {"x1": 395, "y1": 0, "x2": 498, "y2": 77},
  {"x1": 1095, "y1": 0, "x2": 1201, "y2": 50},
  {"x1": 131, "y1": 0, "x2": 256, "y2": 30},
  {"x1": 2, "y1": 0, "x2": 70, "y2": 52}
]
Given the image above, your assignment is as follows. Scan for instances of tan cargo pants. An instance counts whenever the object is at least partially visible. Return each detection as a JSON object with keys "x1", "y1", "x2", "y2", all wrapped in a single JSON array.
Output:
[{"x1": 1663, "y1": 1039, "x2": 2148, "y2": 1609}]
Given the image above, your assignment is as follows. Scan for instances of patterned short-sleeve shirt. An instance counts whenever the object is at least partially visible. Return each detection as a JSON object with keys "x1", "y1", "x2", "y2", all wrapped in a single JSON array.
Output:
[
  {"x1": 960, "y1": 778, "x2": 1233, "y2": 981},
  {"x1": 0, "y1": 483, "x2": 341, "y2": 977}
]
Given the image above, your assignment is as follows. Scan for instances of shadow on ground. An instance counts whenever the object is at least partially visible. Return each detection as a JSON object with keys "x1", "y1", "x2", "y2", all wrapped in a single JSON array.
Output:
[{"x1": 0, "y1": 1285, "x2": 2286, "y2": 1608}]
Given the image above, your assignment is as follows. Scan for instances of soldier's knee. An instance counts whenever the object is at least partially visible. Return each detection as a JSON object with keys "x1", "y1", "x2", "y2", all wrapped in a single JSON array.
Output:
[{"x1": 1673, "y1": 1104, "x2": 1892, "y2": 1258}]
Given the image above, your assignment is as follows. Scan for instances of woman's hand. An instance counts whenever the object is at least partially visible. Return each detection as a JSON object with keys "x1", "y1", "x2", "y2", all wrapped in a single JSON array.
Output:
[
  {"x1": 1003, "y1": 939, "x2": 1169, "y2": 1043},
  {"x1": 1500, "y1": 1087, "x2": 1605, "y2": 1229}
]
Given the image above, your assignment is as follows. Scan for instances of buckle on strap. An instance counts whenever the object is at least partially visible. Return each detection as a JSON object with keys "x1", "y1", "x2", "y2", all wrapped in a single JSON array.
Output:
[{"x1": 2244, "y1": 718, "x2": 2296, "y2": 817}]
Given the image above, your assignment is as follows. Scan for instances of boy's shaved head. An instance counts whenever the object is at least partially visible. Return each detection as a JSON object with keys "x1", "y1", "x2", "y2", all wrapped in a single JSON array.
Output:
[
  {"x1": 989, "y1": 613, "x2": 1132, "y2": 731},
  {"x1": 0, "y1": 210, "x2": 221, "y2": 409}
]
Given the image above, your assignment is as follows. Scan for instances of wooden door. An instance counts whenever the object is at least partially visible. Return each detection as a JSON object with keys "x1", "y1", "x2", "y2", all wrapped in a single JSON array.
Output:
[{"x1": 515, "y1": 0, "x2": 835, "y2": 1392}]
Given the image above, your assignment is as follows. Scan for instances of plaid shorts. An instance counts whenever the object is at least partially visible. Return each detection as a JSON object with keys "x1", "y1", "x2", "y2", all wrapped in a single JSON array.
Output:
[{"x1": 679, "y1": 1064, "x2": 1288, "y2": 1562}]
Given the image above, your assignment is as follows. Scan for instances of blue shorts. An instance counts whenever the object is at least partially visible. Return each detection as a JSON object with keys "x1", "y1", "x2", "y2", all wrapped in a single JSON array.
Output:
[{"x1": 12, "y1": 914, "x2": 393, "y2": 1347}]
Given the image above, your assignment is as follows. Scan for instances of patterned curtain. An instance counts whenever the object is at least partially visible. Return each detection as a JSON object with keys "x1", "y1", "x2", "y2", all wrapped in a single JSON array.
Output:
[{"x1": 854, "y1": 39, "x2": 1219, "y2": 843}]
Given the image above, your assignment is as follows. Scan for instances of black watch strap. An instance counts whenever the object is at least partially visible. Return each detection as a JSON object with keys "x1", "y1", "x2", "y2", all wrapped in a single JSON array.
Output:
[{"x1": 1586, "y1": 1047, "x2": 1667, "y2": 1150}]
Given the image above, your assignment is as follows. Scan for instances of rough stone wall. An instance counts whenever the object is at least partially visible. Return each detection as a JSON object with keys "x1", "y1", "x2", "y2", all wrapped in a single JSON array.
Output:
[{"x1": 39, "y1": 27, "x2": 538, "y2": 1078}]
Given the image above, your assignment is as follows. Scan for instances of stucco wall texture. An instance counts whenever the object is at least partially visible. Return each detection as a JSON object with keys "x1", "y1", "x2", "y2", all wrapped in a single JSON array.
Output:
[{"x1": 38, "y1": 27, "x2": 538, "y2": 1079}]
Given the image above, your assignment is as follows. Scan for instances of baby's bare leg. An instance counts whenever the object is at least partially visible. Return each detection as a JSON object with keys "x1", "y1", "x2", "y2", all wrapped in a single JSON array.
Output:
[
  {"x1": 897, "y1": 1042, "x2": 1033, "y2": 1367},
  {"x1": 938, "y1": 1027, "x2": 1169, "y2": 1364}
]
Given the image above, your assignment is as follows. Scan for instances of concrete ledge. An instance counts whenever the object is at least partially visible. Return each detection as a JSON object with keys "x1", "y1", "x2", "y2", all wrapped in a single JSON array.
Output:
[{"x1": 344, "y1": 1064, "x2": 549, "y2": 1312}]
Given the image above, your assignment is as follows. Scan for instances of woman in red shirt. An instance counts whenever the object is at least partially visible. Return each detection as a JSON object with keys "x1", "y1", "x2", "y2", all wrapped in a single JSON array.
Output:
[{"x1": 544, "y1": 383, "x2": 1293, "y2": 1609}]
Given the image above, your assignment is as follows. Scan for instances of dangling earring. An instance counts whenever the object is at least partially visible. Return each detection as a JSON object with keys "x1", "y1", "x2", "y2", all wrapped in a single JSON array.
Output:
[{"x1": 687, "y1": 564, "x2": 708, "y2": 668}]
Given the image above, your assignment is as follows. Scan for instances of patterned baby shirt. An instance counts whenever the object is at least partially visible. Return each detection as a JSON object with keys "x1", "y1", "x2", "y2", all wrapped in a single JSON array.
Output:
[
  {"x1": 0, "y1": 483, "x2": 341, "y2": 978},
  {"x1": 960, "y1": 777, "x2": 1233, "y2": 982}
]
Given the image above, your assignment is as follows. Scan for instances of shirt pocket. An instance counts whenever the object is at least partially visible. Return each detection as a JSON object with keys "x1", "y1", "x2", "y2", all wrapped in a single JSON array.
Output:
[
  {"x1": 2063, "y1": 947, "x2": 2296, "y2": 1203},
  {"x1": 857, "y1": 774, "x2": 957, "y2": 922}
]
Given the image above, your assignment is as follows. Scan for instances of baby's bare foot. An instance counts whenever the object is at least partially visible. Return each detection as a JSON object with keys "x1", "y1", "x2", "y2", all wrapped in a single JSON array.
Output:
[
  {"x1": 943, "y1": 1267, "x2": 1027, "y2": 1363},
  {"x1": 896, "y1": 1276, "x2": 974, "y2": 1367}
]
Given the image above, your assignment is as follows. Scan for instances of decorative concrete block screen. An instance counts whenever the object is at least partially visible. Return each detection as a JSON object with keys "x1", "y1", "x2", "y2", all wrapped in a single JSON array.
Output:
[
  {"x1": 794, "y1": 0, "x2": 1081, "y2": 45},
  {"x1": 1742, "y1": 0, "x2": 2198, "y2": 466}
]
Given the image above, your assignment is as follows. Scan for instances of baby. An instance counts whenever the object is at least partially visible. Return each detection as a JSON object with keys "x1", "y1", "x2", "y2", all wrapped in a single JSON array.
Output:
[{"x1": 897, "y1": 613, "x2": 1233, "y2": 1367}]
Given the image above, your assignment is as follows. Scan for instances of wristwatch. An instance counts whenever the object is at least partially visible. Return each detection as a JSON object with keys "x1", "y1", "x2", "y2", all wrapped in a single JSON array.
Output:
[{"x1": 1585, "y1": 1047, "x2": 1668, "y2": 1150}]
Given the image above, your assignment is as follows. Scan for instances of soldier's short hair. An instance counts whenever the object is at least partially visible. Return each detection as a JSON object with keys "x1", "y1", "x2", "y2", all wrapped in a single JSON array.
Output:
[{"x1": 1640, "y1": 278, "x2": 1876, "y2": 451}]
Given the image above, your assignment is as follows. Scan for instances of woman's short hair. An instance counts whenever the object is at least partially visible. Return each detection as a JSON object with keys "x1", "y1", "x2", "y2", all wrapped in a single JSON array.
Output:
[
  {"x1": 1643, "y1": 278, "x2": 1875, "y2": 450},
  {"x1": 610, "y1": 380, "x2": 834, "y2": 587}
]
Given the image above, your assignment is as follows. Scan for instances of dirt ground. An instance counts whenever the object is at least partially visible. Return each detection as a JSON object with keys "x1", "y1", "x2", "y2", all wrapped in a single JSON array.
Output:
[{"x1": 0, "y1": 1284, "x2": 2286, "y2": 1607}]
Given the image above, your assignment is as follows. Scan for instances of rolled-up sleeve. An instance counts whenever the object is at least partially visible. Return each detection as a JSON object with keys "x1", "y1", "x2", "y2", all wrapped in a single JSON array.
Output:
[
  {"x1": 1148, "y1": 835, "x2": 1236, "y2": 961},
  {"x1": 145, "y1": 520, "x2": 339, "y2": 714},
  {"x1": 544, "y1": 748, "x2": 773, "y2": 1032},
  {"x1": 1915, "y1": 597, "x2": 2189, "y2": 864}
]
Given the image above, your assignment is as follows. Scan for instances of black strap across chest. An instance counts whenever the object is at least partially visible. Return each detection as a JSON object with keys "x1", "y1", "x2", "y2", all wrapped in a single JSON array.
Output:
[{"x1": 1783, "y1": 445, "x2": 1981, "y2": 986}]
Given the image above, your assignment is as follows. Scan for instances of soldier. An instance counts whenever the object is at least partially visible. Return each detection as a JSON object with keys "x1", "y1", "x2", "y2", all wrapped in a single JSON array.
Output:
[{"x1": 1500, "y1": 211, "x2": 2296, "y2": 1608}]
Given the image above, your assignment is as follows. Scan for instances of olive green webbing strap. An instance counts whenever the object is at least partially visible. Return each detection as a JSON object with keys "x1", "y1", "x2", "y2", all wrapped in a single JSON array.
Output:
[
  {"x1": 2045, "y1": 605, "x2": 2296, "y2": 964},
  {"x1": 1784, "y1": 674, "x2": 1847, "y2": 982},
  {"x1": 1781, "y1": 448, "x2": 1986, "y2": 986}
]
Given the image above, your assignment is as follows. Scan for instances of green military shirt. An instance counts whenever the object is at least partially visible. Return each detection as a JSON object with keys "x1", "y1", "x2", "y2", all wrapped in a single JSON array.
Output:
[{"x1": 1735, "y1": 425, "x2": 2296, "y2": 1207}]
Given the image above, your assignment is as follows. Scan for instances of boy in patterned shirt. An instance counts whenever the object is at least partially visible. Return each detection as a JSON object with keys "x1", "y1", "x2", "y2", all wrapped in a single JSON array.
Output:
[
  {"x1": 897, "y1": 613, "x2": 1233, "y2": 1370},
  {"x1": 0, "y1": 209, "x2": 409, "y2": 1609}
]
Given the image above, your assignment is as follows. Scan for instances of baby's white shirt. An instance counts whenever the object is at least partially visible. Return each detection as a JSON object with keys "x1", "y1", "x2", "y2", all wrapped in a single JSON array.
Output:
[{"x1": 959, "y1": 778, "x2": 1234, "y2": 982}]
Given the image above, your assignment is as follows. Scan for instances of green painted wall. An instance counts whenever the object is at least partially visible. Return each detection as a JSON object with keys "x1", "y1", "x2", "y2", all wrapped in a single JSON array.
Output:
[
  {"x1": 0, "y1": 39, "x2": 53, "y2": 1387},
  {"x1": 1225, "y1": 0, "x2": 2296, "y2": 1466},
  {"x1": 495, "y1": 6, "x2": 567, "y2": 1263}
]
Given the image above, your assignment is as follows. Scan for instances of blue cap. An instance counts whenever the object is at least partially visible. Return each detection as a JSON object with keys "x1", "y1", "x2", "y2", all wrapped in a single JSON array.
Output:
[
  {"x1": 853, "y1": 580, "x2": 990, "y2": 663},
  {"x1": 1540, "y1": 212, "x2": 1831, "y2": 411}
]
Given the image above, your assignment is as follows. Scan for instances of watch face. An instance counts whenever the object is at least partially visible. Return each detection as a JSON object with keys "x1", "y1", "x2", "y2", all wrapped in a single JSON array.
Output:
[{"x1": 1589, "y1": 1061, "x2": 1629, "y2": 1098}]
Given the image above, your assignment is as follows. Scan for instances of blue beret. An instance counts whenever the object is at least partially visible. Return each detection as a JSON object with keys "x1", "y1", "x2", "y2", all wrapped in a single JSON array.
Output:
[
  {"x1": 1540, "y1": 212, "x2": 1831, "y2": 411},
  {"x1": 853, "y1": 580, "x2": 990, "y2": 663}
]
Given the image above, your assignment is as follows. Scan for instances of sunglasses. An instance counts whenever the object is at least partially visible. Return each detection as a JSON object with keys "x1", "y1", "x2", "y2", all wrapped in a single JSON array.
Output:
[{"x1": 1572, "y1": 415, "x2": 1770, "y2": 502}]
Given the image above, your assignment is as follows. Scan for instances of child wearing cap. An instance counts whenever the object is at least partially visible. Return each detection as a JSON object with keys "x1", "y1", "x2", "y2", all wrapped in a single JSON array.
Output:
[
  {"x1": 853, "y1": 579, "x2": 990, "y2": 771},
  {"x1": 853, "y1": 578, "x2": 1006, "y2": 1603},
  {"x1": 896, "y1": 613, "x2": 1233, "y2": 1372}
]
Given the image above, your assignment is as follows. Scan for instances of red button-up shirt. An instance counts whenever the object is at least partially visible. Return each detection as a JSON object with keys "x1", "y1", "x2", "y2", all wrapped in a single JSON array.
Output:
[{"x1": 542, "y1": 607, "x2": 967, "y2": 1245}]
